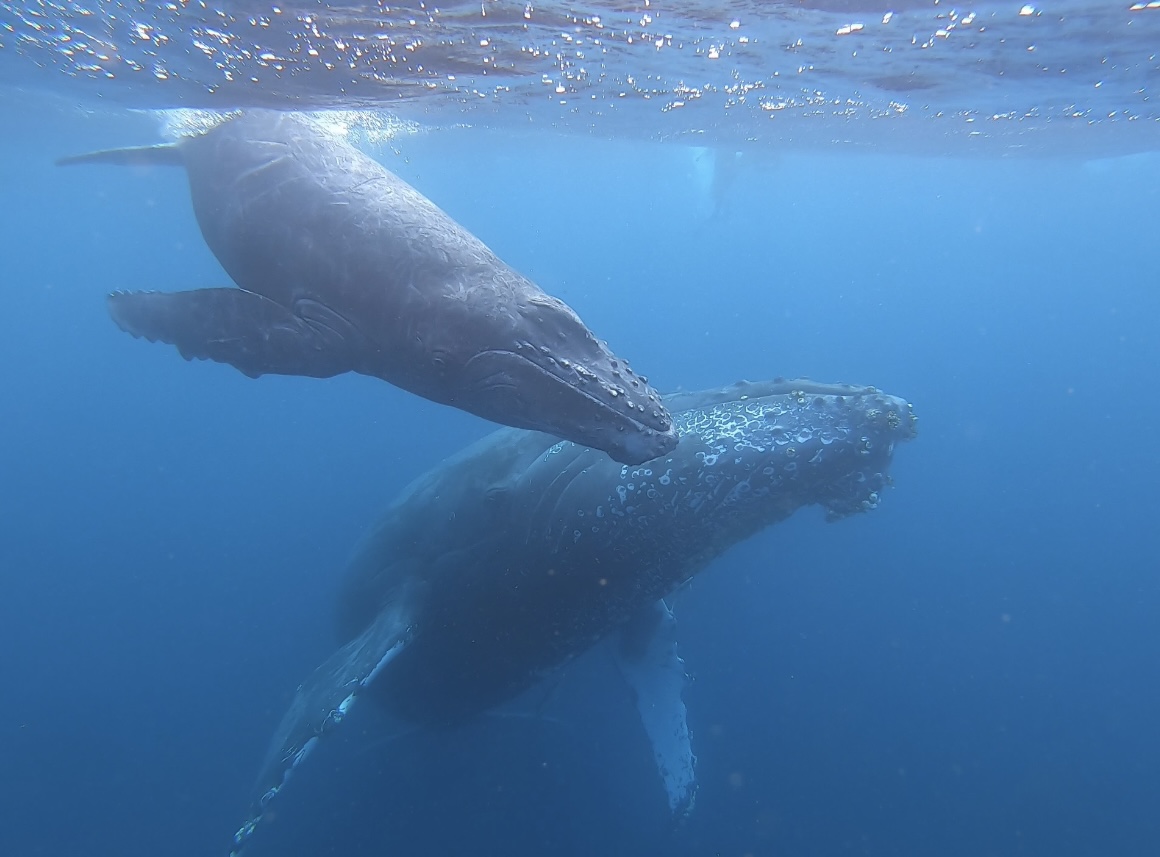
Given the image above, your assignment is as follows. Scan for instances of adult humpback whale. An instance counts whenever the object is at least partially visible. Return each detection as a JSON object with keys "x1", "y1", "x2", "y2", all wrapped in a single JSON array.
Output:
[
  {"x1": 57, "y1": 111, "x2": 675, "y2": 464},
  {"x1": 230, "y1": 378, "x2": 917, "y2": 855}
]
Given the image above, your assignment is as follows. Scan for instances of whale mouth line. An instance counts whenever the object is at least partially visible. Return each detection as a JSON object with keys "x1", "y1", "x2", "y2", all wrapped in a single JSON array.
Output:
[{"x1": 466, "y1": 348, "x2": 662, "y2": 434}]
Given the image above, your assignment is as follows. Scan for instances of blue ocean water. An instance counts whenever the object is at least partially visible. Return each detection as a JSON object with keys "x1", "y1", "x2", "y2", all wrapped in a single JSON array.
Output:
[{"x1": 2, "y1": 3, "x2": 1160, "y2": 855}]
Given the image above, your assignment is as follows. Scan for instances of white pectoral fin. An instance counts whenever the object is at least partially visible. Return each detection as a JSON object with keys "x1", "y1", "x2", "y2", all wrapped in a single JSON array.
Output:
[
  {"x1": 230, "y1": 609, "x2": 411, "y2": 857},
  {"x1": 615, "y1": 599, "x2": 697, "y2": 817}
]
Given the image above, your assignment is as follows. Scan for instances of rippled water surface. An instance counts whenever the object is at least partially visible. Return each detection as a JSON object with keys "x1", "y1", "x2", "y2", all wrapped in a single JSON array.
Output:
[
  {"x1": 3, "y1": 4, "x2": 1160, "y2": 857},
  {"x1": 2, "y1": 0, "x2": 1158, "y2": 154}
]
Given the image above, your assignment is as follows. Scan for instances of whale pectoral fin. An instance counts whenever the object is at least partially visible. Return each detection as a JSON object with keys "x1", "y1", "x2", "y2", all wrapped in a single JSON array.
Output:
[
  {"x1": 231, "y1": 611, "x2": 411, "y2": 857},
  {"x1": 108, "y1": 289, "x2": 355, "y2": 379},
  {"x1": 614, "y1": 600, "x2": 697, "y2": 818},
  {"x1": 56, "y1": 142, "x2": 184, "y2": 168}
]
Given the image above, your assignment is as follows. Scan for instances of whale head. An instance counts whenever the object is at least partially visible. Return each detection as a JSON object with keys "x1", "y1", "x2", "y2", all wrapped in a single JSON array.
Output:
[
  {"x1": 454, "y1": 292, "x2": 677, "y2": 465},
  {"x1": 660, "y1": 379, "x2": 919, "y2": 528}
]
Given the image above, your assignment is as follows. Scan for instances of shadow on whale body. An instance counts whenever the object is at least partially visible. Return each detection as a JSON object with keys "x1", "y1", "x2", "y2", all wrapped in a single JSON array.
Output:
[
  {"x1": 229, "y1": 377, "x2": 918, "y2": 856},
  {"x1": 56, "y1": 110, "x2": 675, "y2": 464}
]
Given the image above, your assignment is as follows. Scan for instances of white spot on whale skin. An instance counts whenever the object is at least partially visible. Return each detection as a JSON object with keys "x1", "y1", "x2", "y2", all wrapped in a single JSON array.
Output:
[
  {"x1": 292, "y1": 736, "x2": 319, "y2": 768},
  {"x1": 362, "y1": 640, "x2": 404, "y2": 686}
]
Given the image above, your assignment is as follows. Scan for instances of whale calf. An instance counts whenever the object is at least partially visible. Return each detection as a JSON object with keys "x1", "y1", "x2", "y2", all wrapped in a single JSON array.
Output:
[
  {"x1": 230, "y1": 378, "x2": 917, "y2": 854},
  {"x1": 58, "y1": 111, "x2": 675, "y2": 464}
]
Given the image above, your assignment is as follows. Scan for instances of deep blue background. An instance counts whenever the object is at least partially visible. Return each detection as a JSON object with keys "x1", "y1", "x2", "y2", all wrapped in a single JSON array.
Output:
[{"x1": 2, "y1": 100, "x2": 1158, "y2": 857}]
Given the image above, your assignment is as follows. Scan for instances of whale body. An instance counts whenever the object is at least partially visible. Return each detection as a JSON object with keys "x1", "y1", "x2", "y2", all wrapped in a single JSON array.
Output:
[
  {"x1": 58, "y1": 111, "x2": 676, "y2": 464},
  {"x1": 230, "y1": 377, "x2": 917, "y2": 854}
]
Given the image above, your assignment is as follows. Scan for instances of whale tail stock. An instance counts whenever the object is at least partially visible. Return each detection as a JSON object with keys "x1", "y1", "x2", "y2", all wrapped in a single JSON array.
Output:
[{"x1": 55, "y1": 143, "x2": 184, "y2": 168}]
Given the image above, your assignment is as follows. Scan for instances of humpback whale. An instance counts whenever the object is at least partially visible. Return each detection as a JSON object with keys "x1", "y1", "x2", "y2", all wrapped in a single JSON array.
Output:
[
  {"x1": 230, "y1": 378, "x2": 917, "y2": 855},
  {"x1": 57, "y1": 111, "x2": 675, "y2": 465}
]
